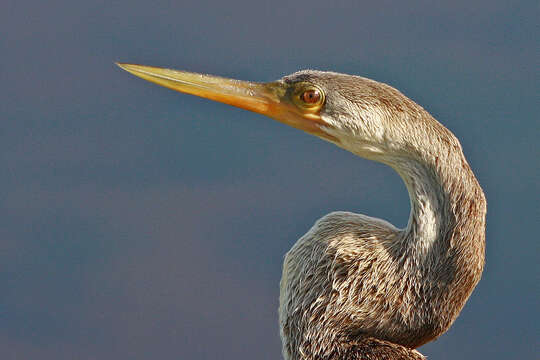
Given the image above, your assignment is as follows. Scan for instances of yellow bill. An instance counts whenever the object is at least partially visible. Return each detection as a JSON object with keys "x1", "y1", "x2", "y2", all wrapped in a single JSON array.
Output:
[{"x1": 116, "y1": 63, "x2": 335, "y2": 141}]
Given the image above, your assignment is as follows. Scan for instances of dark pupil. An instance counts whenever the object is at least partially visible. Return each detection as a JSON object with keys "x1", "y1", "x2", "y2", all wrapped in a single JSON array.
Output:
[{"x1": 302, "y1": 89, "x2": 320, "y2": 103}]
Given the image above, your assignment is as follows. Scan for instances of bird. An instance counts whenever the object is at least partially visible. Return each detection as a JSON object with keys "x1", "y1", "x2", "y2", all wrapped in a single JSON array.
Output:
[{"x1": 117, "y1": 63, "x2": 486, "y2": 360}]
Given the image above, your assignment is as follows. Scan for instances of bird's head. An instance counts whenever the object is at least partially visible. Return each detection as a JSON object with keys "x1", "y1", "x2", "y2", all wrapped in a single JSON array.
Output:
[{"x1": 117, "y1": 65, "x2": 437, "y2": 162}]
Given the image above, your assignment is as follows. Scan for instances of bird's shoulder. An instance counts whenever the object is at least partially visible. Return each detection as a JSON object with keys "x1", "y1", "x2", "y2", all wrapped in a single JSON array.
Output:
[
  {"x1": 288, "y1": 211, "x2": 401, "y2": 263},
  {"x1": 312, "y1": 211, "x2": 399, "y2": 242}
]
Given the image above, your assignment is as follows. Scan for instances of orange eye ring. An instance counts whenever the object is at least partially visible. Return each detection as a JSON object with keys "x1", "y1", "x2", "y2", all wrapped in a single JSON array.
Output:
[
  {"x1": 300, "y1": 89, "x2": 321, "y2": 104},
  {"x1": 294, "y1": 84, "x2": 325, "y2": 109}
]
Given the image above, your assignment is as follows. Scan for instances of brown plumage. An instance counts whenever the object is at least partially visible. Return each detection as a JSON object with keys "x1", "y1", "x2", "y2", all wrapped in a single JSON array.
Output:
[
  {"x1": 279, "y1": 71, "x2": 486, "y2": 360},
  {"x1": 117, "y1": 65, "x2": 487, "y2": 360}
]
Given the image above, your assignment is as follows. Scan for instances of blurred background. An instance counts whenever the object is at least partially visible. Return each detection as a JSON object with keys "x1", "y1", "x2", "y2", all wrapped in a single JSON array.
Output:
[{"x1": 1, "y1": 1, "x2": 538, "y2": 359}]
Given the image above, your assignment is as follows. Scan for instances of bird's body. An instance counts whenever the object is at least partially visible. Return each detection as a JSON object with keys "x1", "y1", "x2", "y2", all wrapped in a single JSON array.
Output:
[
  {"x1": 278, "y1": 71, "x2": 486, "y2": 360},
  {"x1": 118, "y1": 65, "x2": 486, "y2": 360}
]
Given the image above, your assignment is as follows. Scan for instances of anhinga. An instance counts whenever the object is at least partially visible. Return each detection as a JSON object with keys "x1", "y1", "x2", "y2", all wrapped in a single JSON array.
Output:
[{"x1": 117, "y1": 63, "x2": 486, "y2": 360}]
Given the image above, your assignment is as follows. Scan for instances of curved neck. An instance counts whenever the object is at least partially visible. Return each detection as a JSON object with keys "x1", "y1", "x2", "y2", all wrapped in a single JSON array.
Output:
[
  {"x1": 390, "y1": 146, "x2": 486, "y2": 284},
  {"x1": 394, "y1": 157, "x2": 449, "y2": 257}
]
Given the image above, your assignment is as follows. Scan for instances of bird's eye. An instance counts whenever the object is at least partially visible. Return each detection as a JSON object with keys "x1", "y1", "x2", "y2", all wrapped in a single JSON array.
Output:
[
  {"x1": 294, "y1": 84, "x2": 324, "y2": 109},
  {"x1": 300, "y1": 89, "x2": 321, "y2": 104}
]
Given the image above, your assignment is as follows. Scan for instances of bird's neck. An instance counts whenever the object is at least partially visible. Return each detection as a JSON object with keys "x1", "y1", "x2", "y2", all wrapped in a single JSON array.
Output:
[
  {"x1": 392, "y1": 147, "x2": 485, "y2": 256},
  {"x1": 393, "y1": 156, "x2": 449, "y2": 257},
  {"x1": 390, "y1": 145, "x2": 486, "y2": 315},
  {"x1": 371, "y1": 145, "x2": 486, "y2": 348}
]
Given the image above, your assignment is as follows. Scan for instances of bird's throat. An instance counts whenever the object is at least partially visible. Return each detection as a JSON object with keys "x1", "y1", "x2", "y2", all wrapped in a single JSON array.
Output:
[
  {"x1": 395, "y1": 149, "x2": 485, "y2": 260},
  {"x1": 391, "y1": 148, "x2": 486, "y2": 345},
  {"x1": 395, "y1": 158, "x2": 448, "y2": 258}
]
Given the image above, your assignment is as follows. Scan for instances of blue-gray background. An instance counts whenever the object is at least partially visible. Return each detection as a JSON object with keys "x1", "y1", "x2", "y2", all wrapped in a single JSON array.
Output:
[{"x1": 2, "y1": 1, "x2": 538, "y2": 359}]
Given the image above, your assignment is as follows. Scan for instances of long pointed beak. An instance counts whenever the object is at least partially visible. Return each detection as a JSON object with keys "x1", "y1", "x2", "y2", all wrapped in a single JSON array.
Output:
[{"x1": 116, "y1": 63, "x2": 334, "y2": 140}]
